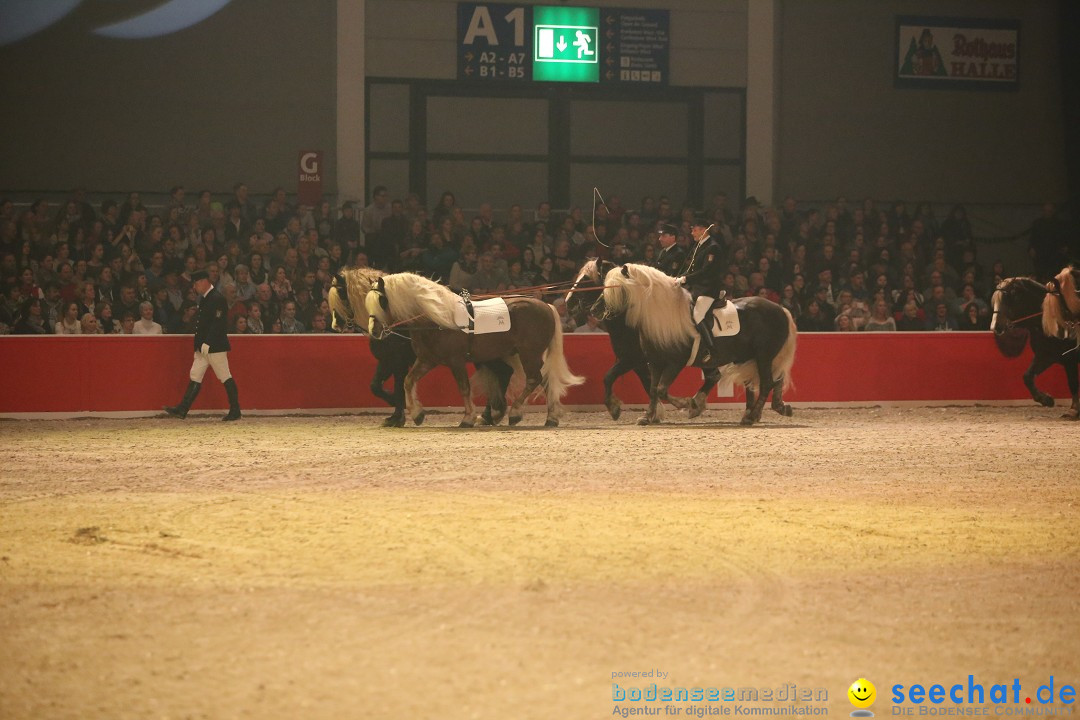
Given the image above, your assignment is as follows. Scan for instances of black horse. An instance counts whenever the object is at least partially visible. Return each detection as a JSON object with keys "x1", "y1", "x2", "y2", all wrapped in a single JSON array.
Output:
[
  {"x1": 328, "y1": 268, "x2": 516, "y2": 427},
  {"x1": 565, "y1": 258, "x2": 721, "y2": 421},
  {"x1": 603, "y1": 263, "x2": 797, "y2": 426},
  {"x1": 991, "y1": 276, "x2": 1079, "y2": 420}
]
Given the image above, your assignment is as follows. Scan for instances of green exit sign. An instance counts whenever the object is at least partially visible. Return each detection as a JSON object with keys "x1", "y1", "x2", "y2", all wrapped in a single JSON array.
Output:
[{"x1": 533, "y1": 6, "x2": 599, "y2": 82}]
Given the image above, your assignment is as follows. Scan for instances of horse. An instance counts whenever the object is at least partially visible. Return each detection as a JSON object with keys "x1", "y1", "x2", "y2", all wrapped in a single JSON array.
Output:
[
  {"x1": 990, "y1": 274, "x2": 1079, "y2": 420},
  {"x1": 328, "y1": 267, "x2": 519, "y2": 427},
  {"x1": 365, "y1": 272, "x2": 584, "y2": 428},
  {"x1": 565, "y1": 258, "x2": 719, "y2": 422},
  {"x1": 602, "y1": 263, "x2": 797, "y2": 426}
]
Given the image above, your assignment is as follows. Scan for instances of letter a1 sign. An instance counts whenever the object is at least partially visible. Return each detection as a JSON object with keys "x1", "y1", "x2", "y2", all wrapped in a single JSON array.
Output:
[{"x1": 297, "y1": 151, "x2": 323, "y2": 206}]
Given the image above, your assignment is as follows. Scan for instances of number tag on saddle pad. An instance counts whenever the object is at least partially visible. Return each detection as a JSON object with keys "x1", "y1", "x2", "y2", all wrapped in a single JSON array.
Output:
[{"x1": 453, "y1": 297, "x2": 511, "y2": 334}]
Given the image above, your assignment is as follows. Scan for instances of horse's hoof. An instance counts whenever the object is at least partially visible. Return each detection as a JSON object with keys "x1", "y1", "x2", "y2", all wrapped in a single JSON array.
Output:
[
  {"x1": 605, "y1": 398, "x2": 622, "y2": 421},
  {"x1": 458, "y1": 420, "x2": 475, "y2": 428},
  {"x1": 637, "y1": 416, "x2": 652, "y2": 426},
  {"x1": 481, "y1": 408, "x2": 494, "y2": 426},
  {"x1": 1038, "y1": 395, "x2": 1055, "y2": 408},
  {"x1": 489, "y1": 409, "x2": 506, "y2": 425},
  {"x1": 508, "y1": 414, "x2": 523, "y2": 426},
  {"x1": 382, "y1": 415, "x2": 405, "y2": 428},
  {"x1": 774, "y1": 404, "x2": 793, "y2": 417},
  {"x1": 739, "y1": 413, "x2": 756, "y2": 426},
  {"x1": 687, "y1": 394, "x2": 706, "y2": 419},
  {"x1": 414, "y1": 410, "x2": 426, "y2": 426},
  {"x1": 1062, "y1": 410, "x2": 1079, "y2": 421},
  {"x1": 544, "y1": 418, "x2": 559, "y2": 428}
]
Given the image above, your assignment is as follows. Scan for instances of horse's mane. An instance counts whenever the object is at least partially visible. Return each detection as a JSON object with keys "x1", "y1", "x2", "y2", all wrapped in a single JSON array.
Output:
[
  {"x1": 565, "y1": 259, "x2": 602, "y2": 306},
  {"x1": 381, "y1": 272, "x2": 460, "y2": 329},
  {"x1": 329, "y1": 266, "x2": 383, "y2": 328},
  {"x1": 603, "y1": 263, "x2": 695, "y2": 350},
  {"x1": 575, "y1": 258, "x2": 602, "y2": 284},
  {"x1": 1043, "y1": 266, "x2": 1080, "y2": 337}
]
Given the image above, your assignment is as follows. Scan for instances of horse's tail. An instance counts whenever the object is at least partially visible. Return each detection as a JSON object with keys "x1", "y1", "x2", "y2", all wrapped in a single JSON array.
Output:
[
  {"x1": 542, "y1": 303, "x2": 585, "y2": 401},
  {"x1": 772, "y1": 307, "x2": 798, "y2": 392},
  {"x1": 719, "y1": 306, "x2": 797, "y2": 392}
]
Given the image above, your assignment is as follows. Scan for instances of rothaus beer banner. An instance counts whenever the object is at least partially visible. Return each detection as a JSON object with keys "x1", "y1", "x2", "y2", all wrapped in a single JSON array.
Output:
[{"x1": 895, "y1": 16, "x2": 1020, "y2": 90}]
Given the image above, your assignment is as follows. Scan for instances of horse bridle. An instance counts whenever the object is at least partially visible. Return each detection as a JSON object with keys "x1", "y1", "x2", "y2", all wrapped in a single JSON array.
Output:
[
  {"x1": 330, "y1": 275, "x2": 356, "y2": 330},
  {"x1": 991, "y1": 280, "x2": 1048, "y2": 333}
]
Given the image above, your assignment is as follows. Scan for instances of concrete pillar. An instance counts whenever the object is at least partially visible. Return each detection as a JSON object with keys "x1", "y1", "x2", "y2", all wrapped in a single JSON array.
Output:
[
  {"x1": 337, "y1": 0, "x2": 366, "y2": 204},
  {"x1": 745, "y1": 0, "x2": 778, "y2": 206}
]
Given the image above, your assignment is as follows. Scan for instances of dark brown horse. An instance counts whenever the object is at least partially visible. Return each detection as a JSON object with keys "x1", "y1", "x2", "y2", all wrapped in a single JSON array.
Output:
[
  {"x1": 991, "y1": 275, "x2": 1079, "y2": 419},
  {"x1": 603, "y1": 263, "x2": 797, "y2": 426},
  {"x1": 565, "y1": 258, "x2": 720, "y2": 422},
  {"x1": 365, "y1": 272, "x2": 583, "y2": 427}
]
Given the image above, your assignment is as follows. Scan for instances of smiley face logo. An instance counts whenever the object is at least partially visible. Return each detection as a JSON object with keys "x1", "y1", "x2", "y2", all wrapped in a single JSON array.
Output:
[{"x1": 848, "y1": 678, "x2": 876, "y2": 713}]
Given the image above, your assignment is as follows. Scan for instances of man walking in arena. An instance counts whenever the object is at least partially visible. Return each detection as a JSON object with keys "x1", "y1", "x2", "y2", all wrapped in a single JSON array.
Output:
[{"x1": 164, "y1": 269, "x2": 242, "y2": 421}]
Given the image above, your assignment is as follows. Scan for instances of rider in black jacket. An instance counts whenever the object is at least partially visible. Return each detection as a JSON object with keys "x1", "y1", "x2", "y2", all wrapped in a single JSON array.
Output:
[{"x1": 677, "y1": 217, "x2": 726, "y2": 363}]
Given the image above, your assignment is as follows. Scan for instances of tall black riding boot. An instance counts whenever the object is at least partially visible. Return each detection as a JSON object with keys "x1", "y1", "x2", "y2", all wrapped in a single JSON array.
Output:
[
  {"x1": 696, "y1": 319, "x2": 715, "y2": 364},
  {"x1": 165, "y1": 381, "x2": 201, "y2": 419},
  {"x1": 222, "y1": 378, "x2": 242, "y2": 421}
]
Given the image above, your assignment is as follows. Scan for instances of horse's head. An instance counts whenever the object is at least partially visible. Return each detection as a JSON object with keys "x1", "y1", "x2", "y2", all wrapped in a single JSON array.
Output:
[
  {"x1": 600, "y1": 263, "x2": 632, "y2": 319},
  {"x1": 328, "y1": 271, "x2": 353, "y2": 332},
  {"x1": 991, "y1": 277, "x2": 1047, "y2": 333},
  {"x1": 990, "y1": 277, "x2": 1047, "y2": 357},
  {"x1": 566, "y1": 258, "x2": 613, "y2": 320},
  {"x1": 364, "y1": 276, "x2": 391, "y2": 339}
]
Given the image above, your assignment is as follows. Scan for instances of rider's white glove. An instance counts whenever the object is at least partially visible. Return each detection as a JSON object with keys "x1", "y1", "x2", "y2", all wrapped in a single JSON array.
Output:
[
  {"x1": 200, "y1": 343, "x2": 210, "y2": 357},
  {"x1": 675, "y1": 276, "x2": 686, "y2": 286}
]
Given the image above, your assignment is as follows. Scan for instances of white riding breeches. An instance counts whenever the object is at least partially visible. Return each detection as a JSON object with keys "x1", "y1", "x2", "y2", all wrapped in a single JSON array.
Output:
[
  {"x1": 693, "y1": 295, "x2": 716, "y2": 324},
  {"x1": 189, "y1": 351, "x2": 232, "y2": 383}
]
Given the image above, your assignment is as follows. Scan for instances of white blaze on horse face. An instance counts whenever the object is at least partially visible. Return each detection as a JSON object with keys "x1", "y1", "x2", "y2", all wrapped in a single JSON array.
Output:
[{"x1": 368, "y1": 316, "x2": 376, "y2": 335}]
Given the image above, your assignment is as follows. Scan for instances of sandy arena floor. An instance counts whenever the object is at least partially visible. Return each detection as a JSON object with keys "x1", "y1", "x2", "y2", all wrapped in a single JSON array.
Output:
[{"x1": 0, "y1": 406, "x2": 1077, "y2": 720}]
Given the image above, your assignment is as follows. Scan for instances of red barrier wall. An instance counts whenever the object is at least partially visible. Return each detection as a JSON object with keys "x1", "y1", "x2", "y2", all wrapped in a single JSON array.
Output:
[{"x1": 0, "y1": 333, "x2": 1071, "y2": 415}]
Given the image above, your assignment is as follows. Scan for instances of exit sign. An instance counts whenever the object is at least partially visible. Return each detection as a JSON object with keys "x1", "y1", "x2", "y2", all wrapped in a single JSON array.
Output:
[{"x1": 533, "y1": 6, "x2": 599, "y2": 82}]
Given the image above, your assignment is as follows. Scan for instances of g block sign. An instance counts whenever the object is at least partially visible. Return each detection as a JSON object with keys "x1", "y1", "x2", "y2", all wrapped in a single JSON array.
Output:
[{"x1": 297, "y1": 151, "x2": 323, "y2": 206}]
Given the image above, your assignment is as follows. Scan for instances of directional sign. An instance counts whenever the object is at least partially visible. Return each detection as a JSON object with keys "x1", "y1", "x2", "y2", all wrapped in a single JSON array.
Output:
[
  {"x1": 532, "y1": 6, "x2": 600, "y2": 82},
  {"x1": 457, "y1": 3, "x2": 532, "y2": 82},
  {"x1": 599, "y1": 8, "x2": 670, "y2": 85},
  {"x1": 456, "y1": 4, "x2": 665, "y2": 85}
]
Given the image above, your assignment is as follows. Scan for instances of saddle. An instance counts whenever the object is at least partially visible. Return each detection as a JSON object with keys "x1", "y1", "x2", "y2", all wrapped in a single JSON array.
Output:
[
  {"x1": 453, "y1": 295, "x2": 511, "y2": 334},
  {"x1": 692, "y1": 293, "x2": 740, "y2": 337}
]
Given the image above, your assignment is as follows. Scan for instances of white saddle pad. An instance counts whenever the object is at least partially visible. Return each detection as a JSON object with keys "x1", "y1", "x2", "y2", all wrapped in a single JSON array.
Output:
[
  {"x1": 453, "y1": 297, "x2": 511, "y2": 334},
  {"x1": 711, "y1": 302, "x2": 740, "y2": 337},
  {"x1": 692, "y1": 296, "x2": 740, "y2": 337}
]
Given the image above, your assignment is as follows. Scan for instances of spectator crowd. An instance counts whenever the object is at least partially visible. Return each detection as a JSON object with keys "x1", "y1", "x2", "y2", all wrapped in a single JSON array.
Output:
[{"x1": 1, "y1": 182, "x2": 1074, "y2": 338}]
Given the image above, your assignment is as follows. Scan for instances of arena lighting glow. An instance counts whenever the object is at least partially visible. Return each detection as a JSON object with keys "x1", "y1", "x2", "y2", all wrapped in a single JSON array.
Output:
[
  {"x1": 0, "y1": 0, "x2": 235, "y2": 45},
  {"x1": 532, "y1": 5, "x2": 600, "y2": 83},
  {"x1": 92, "y1": 0, "x2": 234, "y2": 39}
]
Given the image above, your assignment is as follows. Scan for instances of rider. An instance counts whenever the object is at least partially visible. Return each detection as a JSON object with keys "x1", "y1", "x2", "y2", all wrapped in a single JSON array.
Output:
[
  {"x1": 676, "y1": 215, "x2": 725, "y2": 364},
  {"x1": 654, "y1": 223, "x2": 686, "y2": 277}
]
